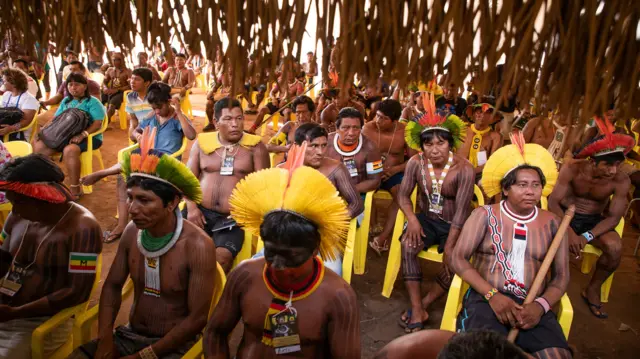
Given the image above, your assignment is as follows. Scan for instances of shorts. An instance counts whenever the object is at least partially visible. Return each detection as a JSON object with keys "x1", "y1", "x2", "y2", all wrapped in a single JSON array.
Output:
[
  {"x1": 244, "y1": 83, "x2": 266, "y2": 93},
  {"x1": 457, "y1": 289, "x2": 569, "y2": 354},
  {"x1": 266, "y1": 101, "x2": 291, "y2": 116},
  {"x1": 182, "y1": 205, "x2": 244, "y2": 258},
  {"x1": 364, "y1": 96, "x2": 383, "y2": 109},
  {"x1": 569, "y1": 211, "x2": 603, "y2": 235},
  {"x1": 87, "y1": 61, "x2": 103, "y2": 72},
  {"x1": 401, "y1": 212, "x2": 451, "y2": 252},
  {"x1": 380, "y1": 172, "x2": 404, "y2": 191},
  {"x1": 77, "y1": 137, "x2": 102, "y2": 152},
  {"x1": 73, "y1": 325, "x2": 193, "y2": 359},
  {"x1": 102, "y1": 90, "x2": 124, "y2": 108}
]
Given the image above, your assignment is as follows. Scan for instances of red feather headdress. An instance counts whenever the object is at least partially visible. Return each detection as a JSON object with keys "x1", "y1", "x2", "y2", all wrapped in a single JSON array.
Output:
[
  {"x1": 0, "y1": 181, "x2": 74, "y2": 203},
  {"x1": 574, "y1": 117, "x2": 635, "y2": 159}
]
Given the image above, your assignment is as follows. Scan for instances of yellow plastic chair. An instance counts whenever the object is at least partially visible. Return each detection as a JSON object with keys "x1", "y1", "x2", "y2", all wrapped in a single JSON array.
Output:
[
  {"x1": 0, "y1": 141, "x2": 34, "y2": 223},
  {"x1": 118, "y1": 136, "x2": 188, "y2": 162},
  {"x1": 580, "y1": 218, "x2": 624, "y2": 303},
  {"x1": 381, "y1": 186, "x2": 485, "y2": 298},
  {"x1": 3, "y1": 111, "x2": 39, "y2": 143},
  {"x1": 232, "y1": 231, "x2": 254, "y2": 269},
  {"x1": 75, "y1": 262, "x2": 226, "y2": 353},
  {"x1": 354, "y1": 191, "x2": 374, "y2": 275},
  {"x1": 32, "y1": 254, "x2": 103, "y2": 359},
  {"x1": 440, "y1": 275, "x2": 573, "y2": 339},
  {"x1": 195, "y1": 74, "x2": 206, "y2": 89},
  {"x1": 113, "y1": 90, "x2": 131, "y2": 130},
  {"x1": 260, "y1": 112, "x2": 280, "y2": 136},
  {"x1": 181, "y1": 91, "x2": 194, "y2": 119},
  {"x1": 472, "y1": 184, "x2": 484, "y2": 209}
]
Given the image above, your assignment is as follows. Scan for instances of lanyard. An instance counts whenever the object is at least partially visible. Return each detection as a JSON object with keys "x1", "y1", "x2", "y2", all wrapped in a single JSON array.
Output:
[{"x1": 4, "y1": 93, "x2": 22, "y2": 108}]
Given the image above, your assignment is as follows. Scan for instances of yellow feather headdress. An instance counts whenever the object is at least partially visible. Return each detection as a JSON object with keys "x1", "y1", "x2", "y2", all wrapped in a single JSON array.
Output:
[
  {"x1": 229, "y1": 144, "x2": 350, "y2": 261},
  {"x1": 481, "y1": 131, "x2": 558, "y2": 198}
]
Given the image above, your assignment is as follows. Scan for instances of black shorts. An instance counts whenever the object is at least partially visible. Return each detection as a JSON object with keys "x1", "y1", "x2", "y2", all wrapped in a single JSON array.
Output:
[
  {"x1": 182, "y1": 205, "x2": 244, "y2": 258},
  {"x1": 364, "y1": 96, "x2": 383, "y2": 109},
  {"x1": 266, "y1": 101, "x2": 291, "y2": 116},
  {"x1": 244, "y1": 83, "x2": 266, "y2": 93},
  {"x1": 457, "y1": 289, "x2": 569, "y2": 354},
  {"x1": 401, "y1": 213, "x2": 451, "y2": 252},
  {"x1": 569, "y1": 211, "x2": 603, "y2": 235},
  {"x1": 380, "y1": 172, "x2": 404, "y2": 191},
  {"x1": 102, "y1": 90, "x2": 124, "y2": 108}
]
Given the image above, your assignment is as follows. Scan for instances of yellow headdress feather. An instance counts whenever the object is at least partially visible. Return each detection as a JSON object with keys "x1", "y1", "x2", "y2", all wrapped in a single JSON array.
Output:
[
  {"x1": 229, "y1": 145, "x2": 350, "y2": 261},
  {"x1": 481, "y1": 131, "x2": 558, "y2": 197}
]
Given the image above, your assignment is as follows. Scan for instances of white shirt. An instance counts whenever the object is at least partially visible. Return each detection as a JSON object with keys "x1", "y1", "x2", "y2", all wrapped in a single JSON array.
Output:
[{"x1": 1, "y1": 91, "x2": 39, "y2": 140}]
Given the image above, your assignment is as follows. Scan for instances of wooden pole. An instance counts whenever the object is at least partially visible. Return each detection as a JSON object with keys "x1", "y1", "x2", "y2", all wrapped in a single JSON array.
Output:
[{"x1": 507, "y1": 204, "x2": 575, "y2": 343}]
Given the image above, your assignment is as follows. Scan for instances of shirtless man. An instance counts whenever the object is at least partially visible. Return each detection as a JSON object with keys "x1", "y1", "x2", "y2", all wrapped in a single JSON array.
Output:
[
  {"x1": 400, "y1": 91, "x2": 425, "y2": 123},
  {"x1": 243, "y1": 53, "x2": 267, "y2": 114},
  {"x1": 185, "y1": 97, "x2": 270, "y2": 272},
  {"x1": 459, "y1": 102, "x2": 503, "y2": 183},
  {"x1": 162, "y1": 53, "x2": 195, "y2": 98},
  {"x1": 320, "y1": 92, "x2": 366, "y2": 132},
  {"x1": 101, "y1": 52, "x2": 132, "y2": 121},
  {"x1": 0, "y1": 155, "x2": 102, "y2": 358},
  {"x1": 249, "y1": 71, "x2": 305, "y2": 133},
  {"x1": 203, "y1": 148, "x2": 360, "y2": 358},
  {"x1": 450, "y1": 142, "x2": 571, "y2": 358},
  {"x1": 267, "y1": 95, "x2": 315, "y2": 155},
  {"x1": 293, "y1": 123, "x2": 364, "y2": 218},
  {"x1": 549, "y1": 122, "x2": 634, "y2": 318},
  {"x1": 70, "y1": 143, "x2": 216, "y2": 359},
  {"x1": 362, "y1": 99, "x2": 416, "y2": 254},
  {"x1": 325, "y1": 107, "x2": 382, "y2": 195},
  {"x1": 397, "y1": 118, "x2": 475, "y2": 332},
  {"x1": 302, "y1": 51, "x2": 318, "y2": 86},
  {"x1": 135, "y1": 52, "x2": 162, "y2": 81}
]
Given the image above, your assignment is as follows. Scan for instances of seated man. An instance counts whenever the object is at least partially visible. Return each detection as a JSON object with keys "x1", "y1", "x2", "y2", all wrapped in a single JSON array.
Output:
[
  {"x1": 400, "y1": 91, "x2": 425, "y2": 123},
  {"x1": 135, "y1": 51, "x2": 162, "y2": 81},
  {"x1": 398, "y1": 99, "x2": 474, "y2": 332},
  {"x1": 459, "y1": 101, "x2": 503, "y2": 184},
  {"x1": 203, "y1": 146, "x2": 360, "y2": 358},
  {"x1": 125, "y1": 68, "x2": 154, "y2": 142},
  {"x1": 436, "y1": 82, "x2": 468, "y2": 118},
  {"x1": 522, "y1": 110, "x2": 572, "y2": 163},
  {"x1": 242, "y1": 53, "x2": 267, "y2": 114},
  {"x1": 10, "y1": 58, "x2": 39, "y2": 98},
  {"x1": 293, "y1": 122, "x2": 364, "y2": 219},
  {"x1": 248, "y1": 70, "x2": 305, "y2": 133},
  {"x1": 320, "y1": 89, "x2": 366, "y2": 131},
  {"x1": 41, "y1": 61, "x2": 101, "y2": 112},
  {"x1": 162, "y1": 53, "x2": 195, "y2": 98},
  {"x1": 101, "y1": 52, "x2": 132, "y2": 121},
  {"x1": 70, "y1": 132, "x2": 216, "y2": 359},
  {"x1": 362, "y1": 99, "x2": 416, "y2": 255},
  {"x1": 266, "y1": 95, "x2": 316, "y2": 155},
  {"x1": 450, "y1": 134, "x2": 571, "y2": 359},
  {"x1": 0, "y1": 154, "x2": 102, "y2": 358},
  {"x1": 548, "y1": 118, "x2": 633, "y2": 319},
  {"x1": 81, "y1": 81, "x2": 196, "y2": 243},
  {"x1": 184, "y1": 97, "x2": 269, "y2": 272},
  {"x1": 325, "y1": 107, "x2": 382, "y2": 197},
  {"x1": 0, "y1": 68, "x2": 38, "y2": 141}
]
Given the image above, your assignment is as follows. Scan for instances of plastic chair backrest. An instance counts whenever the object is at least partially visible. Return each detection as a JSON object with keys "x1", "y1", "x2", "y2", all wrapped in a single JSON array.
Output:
[
  {"x1": 208, "y1": 263, "x2": 227, "y2": 317},
  {"x1": 4, "y1": 141, "x2": 33, "y2": 157}
]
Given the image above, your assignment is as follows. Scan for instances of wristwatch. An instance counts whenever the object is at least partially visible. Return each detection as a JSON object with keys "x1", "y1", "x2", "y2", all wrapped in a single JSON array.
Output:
[{"x1": 581, "y1": 231, "x2": 594, "y2": 242}]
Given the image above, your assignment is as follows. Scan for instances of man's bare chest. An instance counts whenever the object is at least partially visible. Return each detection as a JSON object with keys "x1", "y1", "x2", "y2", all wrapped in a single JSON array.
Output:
[
  {"x1": 129, "y1": 244, "x2": 189, "y2": 295},
  {"x1": 201, "y1": 148, "x2": 254, "y2": 175}
]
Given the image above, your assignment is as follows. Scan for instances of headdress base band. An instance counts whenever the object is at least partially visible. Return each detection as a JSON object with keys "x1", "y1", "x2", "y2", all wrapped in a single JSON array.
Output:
[
  {"x1": 130, "y1": 173, "x2": 184, "y2": 195},
  {"x1": 421, "y1": 126, "x2": 450, "y2": 134}
]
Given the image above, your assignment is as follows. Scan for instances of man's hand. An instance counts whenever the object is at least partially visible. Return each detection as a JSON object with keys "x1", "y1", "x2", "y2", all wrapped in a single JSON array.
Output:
[
  {"x1": 179, "y1": 88, "x2": 188, "y2": 98},
  {"x1": 94, "y1": 338, "x2": 118, "y2": 359},
  {"x1": 381, "y1": 166, "x2": 398, "y2": 181},
  {"x1": 0, "y1": 125, "x2": 14, "y2": 136},
  {"x1": 70, "y1": 133, "x2": 86, "y2": 144},
  {"x1": 171, "y1": 96, "x2": 182, "y2": 113},
  {"x1": 0, "y1": 305, "x2": 15, "y2": 323},
  {"x1": 488, "y1": 292, "x2": 523, "y2": 327},
  {"x1": 81, "y1": 173, "x2": 101, "y2": 186},
  {"x1": 401, "y1": 218, "x2": 424, "y2": 250},
  {"x1": 186, "y1": 204, "x2": 206, "y2": 229},
  {"x1": 517, "y1": 302, "x2": 544, "y2": 330},
  {"x1": 569, "y1": 231, "x2": 587, "y2": 258}
]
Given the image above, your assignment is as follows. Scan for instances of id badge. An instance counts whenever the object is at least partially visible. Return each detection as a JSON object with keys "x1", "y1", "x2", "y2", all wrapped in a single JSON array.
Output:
[
  {"x1": 476, "y1": 151, "x2": 487, "y2": 166},
  {"x1": 429, "y1": 192, "x2": 444, "y2": 215},
  {"x1": 220, "y1": 156, "x2": 234, "y2": 176},
  {"x1": 343, "y1": 158, "x2": 359, "y2": 178},
  {"x1": 271, "y1": 310, "x2": 302, "y2": 355},
  {"x1": 0, "y1": 263, "x2": 26, "y2": 297}
]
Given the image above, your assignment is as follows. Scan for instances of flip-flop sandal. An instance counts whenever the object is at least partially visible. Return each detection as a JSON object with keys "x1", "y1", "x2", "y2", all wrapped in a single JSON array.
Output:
[
  {"x1": 398, "y1": 309, "x2": 412, "y2": 328},
  {"x1": 581, "y1": 292, "x2": 608, "y2": 319},
  {"x1": 103, "y1": 230, "x2": 123, "y2": 244},
  {"x1": 369, "y1": 238, "x2": 390, "y2": 256},
  {"x1": 404, "y1": 320, "x2": 426, "y2": 334}
]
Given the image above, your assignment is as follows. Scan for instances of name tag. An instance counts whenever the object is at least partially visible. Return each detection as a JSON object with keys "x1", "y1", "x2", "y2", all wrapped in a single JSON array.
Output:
[
  {"x1": 343, "y1": 158, "x2": 358, "y2": 178},
  {"x1": 0, "y1": 263, "x2": 26, "y2": 297},
  {"x1": 220, "y1": 156, "x2": 235, "y2": 176},
  {"x1": 429, "y1": 192, "x2": 444, "y2": 215},
  {"x1": 477, "y1": 151, "x2": 487, "y2": 166},
  {"x1": 271, "y1": 310, "x2": 302, "y2": 355}
]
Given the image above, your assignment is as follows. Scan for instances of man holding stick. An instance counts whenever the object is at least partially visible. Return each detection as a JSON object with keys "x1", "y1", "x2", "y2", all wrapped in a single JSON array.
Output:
[{"x1": 450, "y1": 133, "x2": 572, "y2": 359}]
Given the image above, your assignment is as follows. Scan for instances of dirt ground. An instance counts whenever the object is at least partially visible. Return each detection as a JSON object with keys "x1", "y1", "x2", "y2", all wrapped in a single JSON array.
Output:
[{"x1": 69, "y1": 90, "x2": 640, "y2": 358}]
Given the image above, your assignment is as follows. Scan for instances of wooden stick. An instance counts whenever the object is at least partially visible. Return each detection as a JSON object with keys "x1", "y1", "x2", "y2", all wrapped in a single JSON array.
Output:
[{"x1": 507, "y1": 204, "x2": 575, "y2": 343}]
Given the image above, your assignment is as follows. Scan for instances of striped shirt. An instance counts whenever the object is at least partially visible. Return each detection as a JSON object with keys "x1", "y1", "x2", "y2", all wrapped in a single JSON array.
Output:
[{"x1": 125, "y1": 91, "x2": 153, "y2": 121}]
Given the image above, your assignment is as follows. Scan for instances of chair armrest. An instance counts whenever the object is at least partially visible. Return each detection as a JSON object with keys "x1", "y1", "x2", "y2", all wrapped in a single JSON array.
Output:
[
  {"x1": 341, "y1": 218, "x2": 358, "y2": 283},
  {"x1": 557, "y1": 294, "x2": 573, "y2": 340},
  {"x1": 181, "y1": 338, "x2": 203, "y2": 359},
  {"x1": 118, "y1": 143, "x2": 140, "y2": 162},
  {"x1": 170, "y1": 137, "x2": 188, "y2": 159},
  {"x1": 32, "y1": 302, "x2": 86, "y2": 359}
]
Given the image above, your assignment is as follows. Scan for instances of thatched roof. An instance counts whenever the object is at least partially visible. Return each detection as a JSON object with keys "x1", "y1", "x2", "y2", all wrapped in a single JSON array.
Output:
[{"x1": 2, "y1": 0, "x2": 639, "y2": 122}]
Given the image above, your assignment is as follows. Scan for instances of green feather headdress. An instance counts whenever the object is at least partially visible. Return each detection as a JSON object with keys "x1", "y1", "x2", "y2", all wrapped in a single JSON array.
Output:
[
  {"x1": 404, "y1": 91, "x2": 467, "y2": 152},
  {"x1": 121, "y1": 127, "x2": 202, "y2": 204}
]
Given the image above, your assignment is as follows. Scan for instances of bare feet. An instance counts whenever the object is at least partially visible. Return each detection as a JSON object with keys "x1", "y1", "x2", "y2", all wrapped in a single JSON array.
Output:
[{"x1": 369, "y1": 236, "x2": 390, "y2": 256}]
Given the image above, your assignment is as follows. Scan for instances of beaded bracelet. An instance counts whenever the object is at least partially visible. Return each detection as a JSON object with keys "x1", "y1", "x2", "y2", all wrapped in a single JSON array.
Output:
[
  {"x1": 139, "y1": 346, "x2": 158, "y2": 359},
  {"x1": 484, "y1": 288, "x2": 498, "y2": 301}
]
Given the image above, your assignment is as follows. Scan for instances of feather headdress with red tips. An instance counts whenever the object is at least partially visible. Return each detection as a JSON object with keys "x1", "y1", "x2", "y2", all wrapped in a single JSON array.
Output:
[
  {"x1": 574, "y1": 117, "x2": 635, "y2": 159},
  {"x1": 481, "y1": 131, "x2": 558, "y2": 197},
  {"x1": 404, "y1": 91, "x2": 467, "y2": 151},
  {"x1": 120, "y1": 127, "x2": 202, "y2": 203},
  {"x1": 229, "y1": 143, "x2": 350, "y2": 261}
]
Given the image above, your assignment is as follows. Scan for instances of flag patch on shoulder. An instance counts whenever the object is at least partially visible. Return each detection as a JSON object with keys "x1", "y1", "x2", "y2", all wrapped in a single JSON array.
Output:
[{"x1": 69, "y1": 252, "x2": 98, "y2": 273}]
